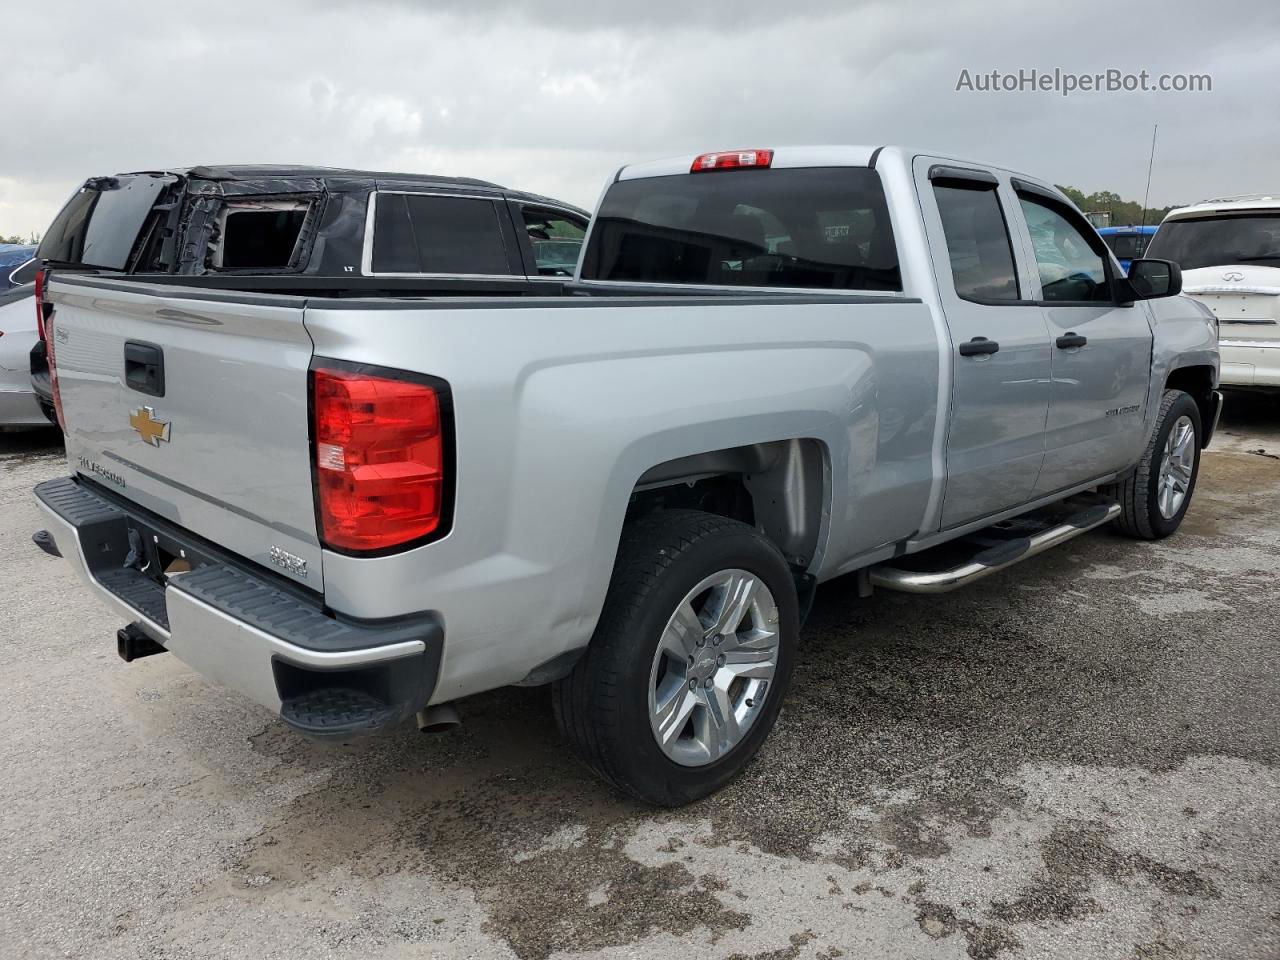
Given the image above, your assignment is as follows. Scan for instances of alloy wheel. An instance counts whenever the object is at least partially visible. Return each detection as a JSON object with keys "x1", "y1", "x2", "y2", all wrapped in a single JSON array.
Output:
[{"x1": 647, "y1": 569, "x2": 780, "y2": 767}]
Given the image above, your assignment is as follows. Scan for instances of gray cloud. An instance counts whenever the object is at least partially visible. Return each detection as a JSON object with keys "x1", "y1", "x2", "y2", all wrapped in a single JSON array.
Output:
[{"x1": 2, "y1": 0, "x2": 1277, "y2": 236}]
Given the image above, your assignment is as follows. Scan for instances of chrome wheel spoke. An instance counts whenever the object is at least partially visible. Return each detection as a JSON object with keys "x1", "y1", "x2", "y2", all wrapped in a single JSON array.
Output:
[
  {"x1": 707, "y1": 572, "x2": 757, "y2": 639},
  {"x1": 733, "y1": 619, "x2": 779, "y2": 649},
  {"x1": 722, "y1": 644, "x2": 777, "y2": 680},
  {"x1": 653, "y1": 686, "x2": 699, "y2": 745},
  {"x1": 698, "y1": 682, "x2": 741, "y2": 758},
  {"x1": 660, "y1": 599, "x2": 702, "y2": 660}
]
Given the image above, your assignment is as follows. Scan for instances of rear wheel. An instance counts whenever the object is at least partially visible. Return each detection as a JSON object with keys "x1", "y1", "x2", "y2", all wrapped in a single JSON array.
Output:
[
  {"x1": 1104, "y1": 389, "x2": 1202, "y2": 539},
  {"x1": 553, "y1": 510, "x2": 798, "y2": 806}
]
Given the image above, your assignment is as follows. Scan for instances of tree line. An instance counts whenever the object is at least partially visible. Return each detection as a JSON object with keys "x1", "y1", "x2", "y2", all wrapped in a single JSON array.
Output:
[{"x1": 1055, "y1": 186, "x2": 1179, "y2": 229}]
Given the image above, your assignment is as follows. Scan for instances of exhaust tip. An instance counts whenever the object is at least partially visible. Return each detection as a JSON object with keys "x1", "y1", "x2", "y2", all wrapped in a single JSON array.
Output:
[{"x1": 416, "y1": 703, "x2": 461, "y2": 734}]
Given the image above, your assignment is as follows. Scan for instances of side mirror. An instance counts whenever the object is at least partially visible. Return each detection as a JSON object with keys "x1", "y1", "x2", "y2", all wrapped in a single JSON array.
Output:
[{"x1": 1125, "y1": 258, "x2": 1182, "y2": 300}]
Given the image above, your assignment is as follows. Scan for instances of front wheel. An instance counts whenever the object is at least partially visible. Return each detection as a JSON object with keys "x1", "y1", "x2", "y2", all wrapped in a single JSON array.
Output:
[
  {"x1": 553, "y1": 510, "x2": 799, "y2": 806},
  {"x1": 1104, "y1": 388, "x2": 1202, "y2": 539}
]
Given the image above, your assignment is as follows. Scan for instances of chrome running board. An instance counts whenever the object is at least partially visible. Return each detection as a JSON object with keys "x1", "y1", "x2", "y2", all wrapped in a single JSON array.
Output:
[{"x1": 868, "y1": 496, "x2": 1121, "y2": 594}]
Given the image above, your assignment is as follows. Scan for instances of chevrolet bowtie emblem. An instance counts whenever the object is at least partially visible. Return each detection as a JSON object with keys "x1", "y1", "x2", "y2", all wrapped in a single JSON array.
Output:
[{"x1": 129, "y1": 407, "x2": 171, "y2": 447}]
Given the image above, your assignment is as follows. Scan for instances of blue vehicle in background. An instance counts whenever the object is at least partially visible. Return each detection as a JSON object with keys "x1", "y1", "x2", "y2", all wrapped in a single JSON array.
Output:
[
  {"x1": 0, "y1": 243, "x2": 38, "y2": 290},
  {"x1": 1097, "y1": 225, "x2": 1158, "y2": 273}
]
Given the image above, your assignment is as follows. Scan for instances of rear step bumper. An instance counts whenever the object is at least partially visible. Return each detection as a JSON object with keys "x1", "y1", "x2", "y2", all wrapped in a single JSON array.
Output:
[
  {"x1": 869, "y1": 496, "x2": 1121, "y2": 594},
  {"x1": 33, "y1": 476, "x2": 443, "y2": 738}
]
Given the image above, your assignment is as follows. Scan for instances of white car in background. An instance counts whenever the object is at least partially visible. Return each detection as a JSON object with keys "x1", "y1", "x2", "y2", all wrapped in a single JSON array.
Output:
[
  {"x1": 0, "y1": 245, "x2": 49, "y2": 428},
  {"x1": 1146, "y1": 195, "x2": 1280, "y2": 388}
]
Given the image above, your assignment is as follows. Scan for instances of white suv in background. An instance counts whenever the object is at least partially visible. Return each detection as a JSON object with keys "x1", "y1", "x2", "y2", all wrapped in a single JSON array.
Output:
[{"x1": 1147, "y1": 195, "x2": 1280, "y2": 388}]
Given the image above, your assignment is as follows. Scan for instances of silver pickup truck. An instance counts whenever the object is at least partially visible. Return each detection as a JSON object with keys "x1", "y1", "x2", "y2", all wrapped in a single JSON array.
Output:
[{"x1": 33, "y1": 146, "x2": 1220, "y2": 806}]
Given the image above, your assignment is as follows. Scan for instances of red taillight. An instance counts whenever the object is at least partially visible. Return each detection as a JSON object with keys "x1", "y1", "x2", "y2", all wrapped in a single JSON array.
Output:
[
  {"x1": 311, "y1": 365, "x2": 449, "y2": 553},
  {"x1": 34, "y1": 268, "x2": 48, "y2": 341},
  {"x1": 38, "y1": 270, "x2": 66, "y2": 431},
  {"x1": 690, "y1": 149, "x2": 774, "y2": 173}
]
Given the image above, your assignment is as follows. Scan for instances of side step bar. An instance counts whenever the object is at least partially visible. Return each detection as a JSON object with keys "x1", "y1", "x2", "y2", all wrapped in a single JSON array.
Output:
[{"x1": 869, "y1": 499, "x2": 1121, "y2": 594}]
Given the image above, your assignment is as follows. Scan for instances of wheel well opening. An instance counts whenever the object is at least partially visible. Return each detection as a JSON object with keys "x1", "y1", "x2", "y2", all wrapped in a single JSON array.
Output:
[
  {"x1": 627, "y1": 474, "x2": 756, "y2": 526},
  {"x1": 1165, "y1": 365, "x2": 1216, "y2": 442},
  {"x1": 628, "y1": 439, "x2": 827, "y2": 570}
]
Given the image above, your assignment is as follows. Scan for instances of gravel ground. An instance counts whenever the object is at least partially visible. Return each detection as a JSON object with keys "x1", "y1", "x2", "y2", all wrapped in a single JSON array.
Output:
[{"x1": 2, "y1": 392, "x2": 1278, "y2": 960}]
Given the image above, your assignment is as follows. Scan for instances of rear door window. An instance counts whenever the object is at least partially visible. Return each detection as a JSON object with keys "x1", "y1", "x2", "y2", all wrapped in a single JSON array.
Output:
[
  {"x1": 370, "y1": 193, "x2": 513, "y2": 275},
  {"x1": 932, "y1": 183, "x2": 1021, "y2": 301},
  {"x1": 581, "y1": 167, "x2": 901, "y2": 291},
  {"x1": 38, "y1": 174, "x2": 177, "y2": 270}
]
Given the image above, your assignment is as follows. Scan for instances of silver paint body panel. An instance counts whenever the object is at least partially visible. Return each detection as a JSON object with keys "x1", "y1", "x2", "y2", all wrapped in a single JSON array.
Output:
[{"x1": 48, "y1": 285, "x2": 323, "y2": 590}]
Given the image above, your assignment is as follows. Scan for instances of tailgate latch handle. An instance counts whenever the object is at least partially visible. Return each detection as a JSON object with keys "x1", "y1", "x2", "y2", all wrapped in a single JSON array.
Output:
[{"x1": 124, "y1": 341, "x2": 166, "y2": 397}]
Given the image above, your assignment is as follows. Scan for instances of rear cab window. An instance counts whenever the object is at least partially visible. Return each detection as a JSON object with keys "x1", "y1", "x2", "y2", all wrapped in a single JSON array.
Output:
[
  {"x1": 368, "y1": 192, "x2": 516, "y2": 276},
  {"x1": 580, "y1": 167, "x2": 902, "y2": 291}
]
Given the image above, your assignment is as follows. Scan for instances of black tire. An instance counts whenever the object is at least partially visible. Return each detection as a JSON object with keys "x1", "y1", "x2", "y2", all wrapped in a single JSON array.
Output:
[
  {"x1": 553, "y1": 509, "x2": 799, "y2": 807},
  {"x1": 1103, "y1": 389, "x2": 1202, "y2": 540}
]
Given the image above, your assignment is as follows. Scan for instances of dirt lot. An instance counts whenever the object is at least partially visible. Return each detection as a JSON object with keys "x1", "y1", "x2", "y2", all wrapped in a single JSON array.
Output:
[{"x1": 2, "y1": 393, "x2": 1278, "y2": 960}]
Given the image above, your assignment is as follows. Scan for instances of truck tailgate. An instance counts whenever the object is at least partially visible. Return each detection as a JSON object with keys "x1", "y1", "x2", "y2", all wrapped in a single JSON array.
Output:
[{"x1": 48, "y1": 278, "x2": 321, "y2": 589}]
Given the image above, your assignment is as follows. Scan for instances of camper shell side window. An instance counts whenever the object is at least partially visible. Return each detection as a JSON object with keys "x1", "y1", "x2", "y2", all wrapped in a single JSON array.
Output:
[{"x1": 207, "y1": 195, "x2": 322, "y2": 272}]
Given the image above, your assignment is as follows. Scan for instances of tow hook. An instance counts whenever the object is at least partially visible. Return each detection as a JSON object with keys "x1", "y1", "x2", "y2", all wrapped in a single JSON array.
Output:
[{"x1": 117, "y1": 622, "x2": 167, "y2": 663}]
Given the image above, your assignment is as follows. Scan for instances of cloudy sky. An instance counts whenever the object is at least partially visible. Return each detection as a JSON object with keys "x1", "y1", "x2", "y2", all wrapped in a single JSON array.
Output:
[{"x1": 2, "y1": 0, "x2": 1276, "y2": 237}]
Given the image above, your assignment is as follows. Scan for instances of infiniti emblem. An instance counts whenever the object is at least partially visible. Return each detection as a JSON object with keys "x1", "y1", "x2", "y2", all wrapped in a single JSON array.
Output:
[{"x1": 1222, "y1": 271, "x2": 1245, "y2": 282}]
